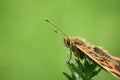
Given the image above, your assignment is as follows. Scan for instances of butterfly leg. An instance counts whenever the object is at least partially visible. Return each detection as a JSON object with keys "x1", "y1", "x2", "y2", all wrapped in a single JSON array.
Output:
[
  {"x1": 66, "y1": 48, "x2": 72, "y2": 63},
  {"x1": 74, "y1": 51, "x2": 81, "y2": 63}
]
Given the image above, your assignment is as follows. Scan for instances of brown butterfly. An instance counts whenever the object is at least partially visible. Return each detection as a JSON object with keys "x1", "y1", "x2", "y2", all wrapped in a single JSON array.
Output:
[{"x1": 45, "y1": 18, "x2": 120, "y2": 79}]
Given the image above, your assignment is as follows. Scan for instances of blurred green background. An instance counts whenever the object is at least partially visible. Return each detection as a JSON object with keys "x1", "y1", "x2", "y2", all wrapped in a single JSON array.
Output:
[{"x1": 0, "y1": 0, "x2": 120, "y2": 80}]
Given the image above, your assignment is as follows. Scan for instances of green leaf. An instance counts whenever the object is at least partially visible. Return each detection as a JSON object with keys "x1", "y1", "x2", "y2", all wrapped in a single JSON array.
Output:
[{"x1": 63, "y1": 57, "x2": 101, "y2": 80}]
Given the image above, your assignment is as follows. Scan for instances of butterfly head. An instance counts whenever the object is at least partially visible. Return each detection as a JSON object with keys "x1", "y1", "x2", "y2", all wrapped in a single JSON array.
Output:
[
  {"x1": 63, "y1": 37, "x2": 72, "y2": 48},
  {"x1": 64, "y1": 37, "x2": 86, "y2": 48}
]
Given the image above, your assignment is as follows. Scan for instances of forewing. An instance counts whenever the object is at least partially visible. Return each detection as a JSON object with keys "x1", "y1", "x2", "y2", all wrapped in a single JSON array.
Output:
[{"x1": 75, "y1": 44, "x2": 120, "y2": 78}]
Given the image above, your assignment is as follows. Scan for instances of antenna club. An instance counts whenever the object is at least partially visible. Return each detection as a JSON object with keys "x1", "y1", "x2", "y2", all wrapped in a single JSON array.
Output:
[
  {"x1": 45, "y1": 18, "x2": 50, "y2": 23},
  {"x1": 45, "y1": 18, "x2": 68, "y2": 37},
  {"x1": 54, "y1": 29, "x2": 58, "y2": 33}
]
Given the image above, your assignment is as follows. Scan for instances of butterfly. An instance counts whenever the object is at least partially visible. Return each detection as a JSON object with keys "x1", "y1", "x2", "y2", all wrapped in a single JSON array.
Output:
[{"x1": 45, "y1": 18, "x2": 120, "y2": 79}]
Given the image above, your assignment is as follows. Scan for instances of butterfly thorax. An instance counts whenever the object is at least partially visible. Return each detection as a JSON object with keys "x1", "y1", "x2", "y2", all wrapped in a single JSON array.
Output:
[
  {"x1": 63, "y1": 37, "x2": 86, "y2": 47},
  {"x1": 63, "y1": 37, "x2": 87, "y2": 59}
]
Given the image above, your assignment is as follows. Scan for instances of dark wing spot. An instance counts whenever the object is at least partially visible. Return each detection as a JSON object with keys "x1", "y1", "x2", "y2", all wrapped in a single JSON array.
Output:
[
  {"x1": 93, "y1": 47, "x2": 112, "y2": 61},
  {"x1": 115, "y1": 65, "x2": 120, "y2": 72},
  {"x1": 115, "y1": 60, "x2": 120, "y2": 72},
  {"x1": 93, "y1": 47, "x2": 104, "y2": 56},
  {"x1": 74, "y1": 39, "x2": 85, "y2": 45}
]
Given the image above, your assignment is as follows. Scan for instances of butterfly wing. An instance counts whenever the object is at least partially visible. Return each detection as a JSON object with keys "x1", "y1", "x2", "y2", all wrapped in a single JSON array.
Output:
[{"x1": 75, "y1": 44, "x2": 120, "y2": 78}]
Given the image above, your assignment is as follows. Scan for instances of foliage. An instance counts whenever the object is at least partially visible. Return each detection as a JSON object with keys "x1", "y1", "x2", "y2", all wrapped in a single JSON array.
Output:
[{"x1": 63, "y1": 58, "x2": 101, "y2": 80}]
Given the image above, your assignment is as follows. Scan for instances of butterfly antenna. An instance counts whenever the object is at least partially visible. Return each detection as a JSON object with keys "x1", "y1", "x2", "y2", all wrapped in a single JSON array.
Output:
[{"x1": 45, "y1": 18, "x2": 68, "y2": 38}]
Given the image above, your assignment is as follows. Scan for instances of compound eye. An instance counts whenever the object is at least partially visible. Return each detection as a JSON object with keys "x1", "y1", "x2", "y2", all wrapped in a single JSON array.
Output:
[
  {"x1": 63, "y1": 37, "x2": 71, "y2": 48},
  {"x1": 66, "y1": 39, "x2": 71, "y2": 46}
]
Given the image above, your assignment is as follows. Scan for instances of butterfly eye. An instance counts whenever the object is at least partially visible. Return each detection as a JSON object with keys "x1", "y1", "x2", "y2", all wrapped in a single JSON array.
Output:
[
  {"x1": 66, "y1": 39, "x2": 71, "y2": 46},
  {"x1": 63, "y1": 37, "x2": 71, "y2": 48}
]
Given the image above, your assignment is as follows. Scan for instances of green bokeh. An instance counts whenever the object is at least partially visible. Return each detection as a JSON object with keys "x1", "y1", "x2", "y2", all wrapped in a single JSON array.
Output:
[{"x1": 0, "y1": 0, "x2": 120, "y2": 80}]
